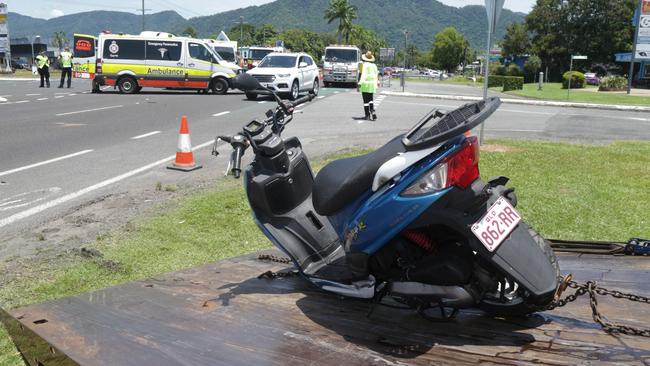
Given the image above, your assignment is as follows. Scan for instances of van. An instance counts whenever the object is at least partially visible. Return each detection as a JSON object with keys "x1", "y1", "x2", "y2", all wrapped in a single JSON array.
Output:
[
  {"x1": 72, "y1": 34, "x2": 98, "y2": 80},
  {"x1": 75, "y1": 31, "x2": 240, "y2": 94}
]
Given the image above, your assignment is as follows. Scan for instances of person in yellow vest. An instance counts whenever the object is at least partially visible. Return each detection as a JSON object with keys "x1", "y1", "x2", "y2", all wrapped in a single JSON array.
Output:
[
  {"x1": 358, "y1": 51, "x2": 379, "y2": 121},
  {"x1": 58, "y1": 46, "x2": 73, "y2": 88},
  {"x1": 35, "y1": 51, "x2": 50, "y2": 88}
]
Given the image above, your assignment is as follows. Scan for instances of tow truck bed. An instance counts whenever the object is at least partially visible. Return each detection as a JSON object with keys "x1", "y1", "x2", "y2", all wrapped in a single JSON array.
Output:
[{"x1": 2, "y1": 250, "x2": 649, "y2": 365}]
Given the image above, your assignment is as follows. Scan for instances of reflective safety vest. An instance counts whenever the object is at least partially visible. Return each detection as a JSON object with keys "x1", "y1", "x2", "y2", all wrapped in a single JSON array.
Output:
[
  {"x1": 59, "y1": 51, "x2": 73, "y2": 68},
  {"x1": 35, "y1": 54, "x2": 49, "y2": 69},
  {"x1": 358, "y1": 61, "x2": 378, "y2": 93}
]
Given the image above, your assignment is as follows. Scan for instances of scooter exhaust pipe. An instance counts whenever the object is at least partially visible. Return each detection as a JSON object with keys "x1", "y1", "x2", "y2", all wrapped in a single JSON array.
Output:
[{"x1": 389, "y1": 282, "x2": 475, "y2": 308}]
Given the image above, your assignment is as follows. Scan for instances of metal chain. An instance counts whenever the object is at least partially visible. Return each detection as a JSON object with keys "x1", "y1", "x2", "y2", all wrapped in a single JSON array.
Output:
[
  {"x1": 545, "y1": 280, "x2": 650, "y2": 337},
  {"x1": 257, "y1": 254, "x2": 292, "y2": 264},
  {"x1": 256, "y1": 254, "x2": 296, "y2": 279}
]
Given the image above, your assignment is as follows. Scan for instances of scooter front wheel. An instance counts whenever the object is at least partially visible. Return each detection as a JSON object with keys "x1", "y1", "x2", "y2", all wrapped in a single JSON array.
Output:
[{"x1": 478, "y1": 224, "x2": 560, "y2": 317}]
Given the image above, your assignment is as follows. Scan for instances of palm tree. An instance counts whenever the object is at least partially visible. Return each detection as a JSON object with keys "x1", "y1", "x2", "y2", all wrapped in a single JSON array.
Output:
[
  {"x1": 52, "y1": 31, "x2": 68, "y2": 51},
  {"x1": 324, "y1": 0, "x2": 358, "y2": 44}
]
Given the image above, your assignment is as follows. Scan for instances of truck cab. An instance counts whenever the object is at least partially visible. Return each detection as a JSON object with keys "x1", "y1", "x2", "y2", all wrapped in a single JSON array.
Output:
[{"x1": 322, "y1": 45, "x2": 360, "y2": 87}]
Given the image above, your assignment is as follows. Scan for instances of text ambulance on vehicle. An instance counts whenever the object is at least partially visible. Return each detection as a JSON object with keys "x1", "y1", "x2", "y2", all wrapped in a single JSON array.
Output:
[{"x1": 73, "y1": 31, "x2": 241, "y2": 94}]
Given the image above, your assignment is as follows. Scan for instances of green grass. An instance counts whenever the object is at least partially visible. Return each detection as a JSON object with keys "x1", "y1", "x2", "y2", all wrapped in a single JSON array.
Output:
[
  {"x1": 499, "y1": 82, "x2": 650, "y2": 106},
  {"x1": 1, "y1": 140, "x2": 650, "y2": 364},
  {"x1": 403, "y1": 75, "x2": 480, "y2": 86}
]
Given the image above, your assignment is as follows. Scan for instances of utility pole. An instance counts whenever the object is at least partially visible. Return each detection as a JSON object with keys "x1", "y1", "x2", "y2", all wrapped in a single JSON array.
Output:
[
  {"x1": 142, "y1": 0, "x2": 145, "y2": 31},
  {"x1": 403, "y1": 30, "x2": 409, "y2": 69}
]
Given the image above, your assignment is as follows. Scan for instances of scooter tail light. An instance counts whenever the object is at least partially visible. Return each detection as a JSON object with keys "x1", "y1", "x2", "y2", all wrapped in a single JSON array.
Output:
[
  {"x1": 446, "y1": 135, "x2": 480, "y2": 190},
  {"x1": 401, "y1": 136, "x2": 479, "y2": 196}
]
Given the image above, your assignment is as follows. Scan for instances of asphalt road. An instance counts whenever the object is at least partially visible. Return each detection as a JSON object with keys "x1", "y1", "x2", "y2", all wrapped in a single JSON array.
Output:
[{"x1": 1, "y1": 78, "x2": 649, "y2": 238}]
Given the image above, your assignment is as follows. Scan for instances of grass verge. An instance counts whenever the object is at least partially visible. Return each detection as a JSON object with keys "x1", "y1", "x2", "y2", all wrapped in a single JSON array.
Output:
[
  {"x1": 1, "y1": 140, "x2": 649, "y2": 364},
  {"x1": 499, "y1": 82, "x2": 650, "y2": 106}
]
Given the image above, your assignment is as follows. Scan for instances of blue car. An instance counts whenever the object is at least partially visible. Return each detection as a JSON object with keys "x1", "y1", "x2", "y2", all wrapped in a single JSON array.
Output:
[{"x1": 625, "y1": 238, "x2": 650, "y2": 255}]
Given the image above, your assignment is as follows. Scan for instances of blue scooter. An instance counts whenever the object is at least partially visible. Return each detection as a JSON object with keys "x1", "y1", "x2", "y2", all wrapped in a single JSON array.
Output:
[{"x1": 215, "y1": 73, "x2": 560, "y2": 317}]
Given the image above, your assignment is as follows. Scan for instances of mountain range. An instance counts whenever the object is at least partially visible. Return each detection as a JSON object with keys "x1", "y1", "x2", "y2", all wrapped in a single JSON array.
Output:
[{"x1": 7, "y1": 0, "x2": 525, "y2": 50}]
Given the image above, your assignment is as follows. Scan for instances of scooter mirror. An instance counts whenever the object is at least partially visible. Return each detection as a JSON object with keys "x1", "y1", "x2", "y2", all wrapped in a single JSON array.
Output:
[{"x1": 233, "y1": 73, "x2": 261, "y2": 91}]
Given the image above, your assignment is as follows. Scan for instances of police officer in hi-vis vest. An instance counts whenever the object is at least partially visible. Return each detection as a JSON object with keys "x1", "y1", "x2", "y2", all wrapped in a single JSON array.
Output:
[
  {"x1": 358, "y1": 51, "x2": 379, "y2": 121},
  {"x1": 58, "y1": 46, "x2": 73, "y2": 88},
  {"x1": 35, "y1": 51, "x2": 50, "y2": 88}
]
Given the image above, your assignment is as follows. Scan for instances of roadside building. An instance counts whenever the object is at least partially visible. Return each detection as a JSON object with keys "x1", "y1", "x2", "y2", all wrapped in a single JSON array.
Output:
[{"x1": 615, "y1": 52, "x2": 650, "y2": 88}]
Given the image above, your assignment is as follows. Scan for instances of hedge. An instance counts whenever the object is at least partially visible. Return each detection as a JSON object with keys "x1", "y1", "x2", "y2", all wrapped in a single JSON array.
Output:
[
  {"x1": 598, "y1": 75, "x2": 627, "y2": 91},
  {"x1": 502, "y1": 76, "x2": 524, "y2": 91},
  {"x1": 488, "y1": 75, "x2": 505, "y2": 88},
  {"x1": 562, "y1": 71, "x2": 585, "y2": 89}
]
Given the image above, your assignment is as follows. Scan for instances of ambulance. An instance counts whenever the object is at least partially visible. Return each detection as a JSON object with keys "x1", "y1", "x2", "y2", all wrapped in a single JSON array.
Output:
[{"x1": 73, "y1": 31, "x2": 240, "y2": 94}]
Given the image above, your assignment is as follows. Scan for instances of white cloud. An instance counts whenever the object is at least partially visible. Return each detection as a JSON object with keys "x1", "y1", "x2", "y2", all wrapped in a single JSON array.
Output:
[{"x1": 50, "y1": 9, "x2": 64, "y2": 18}]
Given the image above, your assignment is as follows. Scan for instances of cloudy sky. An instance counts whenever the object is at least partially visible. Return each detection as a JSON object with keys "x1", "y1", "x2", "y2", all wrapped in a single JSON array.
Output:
[{"x1": 7, "y1": 0, "x2": 536, "y2": 19}]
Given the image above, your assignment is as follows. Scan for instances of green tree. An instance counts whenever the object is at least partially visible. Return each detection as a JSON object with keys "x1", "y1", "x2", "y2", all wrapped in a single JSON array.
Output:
[
  {"x1": 324, "y1": 0, "x2": 358, "y2": 44},
  {"x1": 501, "y1": 22, "x2": 529, "y2": 57},
  {"x1": 228, "y1": 23, "x2": 256, "y2": 46},
  {"x1": 347, "y1": 24, "x2": 387, "y2": 56},
  {"x1": 52, "y1": 31, "x2": 68, "y2": 51},
  {"x1": 254, "y1": 24, "x2": 279, "y2": 46},
  {"x1": 431, "y1": 27, "x2": 469, "y2": 73},
  {"x1": 526, "y1": 0, "x2": 635, "y2": 80},
  {"x1": 281, "y1": 29, "x2": 327, "y2": 60},
  {"x1": 524, "y1": 54, "x2": 542, "y2": 81},
  {"x1": 183, "y1": 26, "x2": 197, "y2": 38}
]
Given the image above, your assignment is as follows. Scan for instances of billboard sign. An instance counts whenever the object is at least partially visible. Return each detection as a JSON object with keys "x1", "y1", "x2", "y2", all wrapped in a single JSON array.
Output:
[
  {"x1": 0, "y1": 3, "x2": 7, "y2": 53},
  {"x1": 636, "y1": 0, "x2": 650, "y2": 60},
  {"x1": 379, "y1": 48, "x2": 395, "y2": 62}
]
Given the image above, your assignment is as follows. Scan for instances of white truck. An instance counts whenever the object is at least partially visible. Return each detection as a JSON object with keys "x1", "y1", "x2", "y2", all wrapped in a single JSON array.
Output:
[
  {"x1": 244, "y1": 46, "x2": 284, "y2": 68},
  {"x1": 321, "y1": 45, "x2": 360, "y2": 87}
]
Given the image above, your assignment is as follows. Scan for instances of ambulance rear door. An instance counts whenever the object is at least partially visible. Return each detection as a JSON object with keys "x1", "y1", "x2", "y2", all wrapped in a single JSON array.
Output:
[{"x1": 72, "y1": 34, "x2": 97, "y2": 79}]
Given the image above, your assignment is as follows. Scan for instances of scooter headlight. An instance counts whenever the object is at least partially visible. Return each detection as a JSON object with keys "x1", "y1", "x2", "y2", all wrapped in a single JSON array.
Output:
[{"x1": 401, "y1": 163, "x2": 448, "y2": 196}]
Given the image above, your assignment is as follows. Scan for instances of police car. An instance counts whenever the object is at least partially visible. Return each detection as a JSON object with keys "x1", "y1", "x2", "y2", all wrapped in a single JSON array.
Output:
[{"x1": 73, "y1": 32, "x2": 240, "y2": 94}]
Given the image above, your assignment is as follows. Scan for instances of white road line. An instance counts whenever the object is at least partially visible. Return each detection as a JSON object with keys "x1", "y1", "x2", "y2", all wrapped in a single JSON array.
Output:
[
  {"x1": 15, "y1": 100, "x2": 28, "y2": 104},
  {"x1": 131, "y1": 131, "x2": 161, "y2": 140},
  {"x1": 25, "y1": 93, "x2": 40, "y2": 96},
  {"x1": 258, "y1": 101, "x2": 267, "y2": 104},
  {"x1": 54, "y1": 95, "x2": 64, "y2": 98},
  {"x1": 0, "y1": 149, "x2": 94, "y2": 178},
  {"x1": 212, "y1": 111, "x2": 231, "y2": 117},
  {"x1": 0, "y1": 94, "x2": 12, "y2": 97},
  {"x1": 0, "y1": 140, "x2": 214, "y2": 229},
  {"x1": 55, "y1": 105, "x2": 123, "y2": 116},
  {"x1": 317, "y1": 96, "x2": 325, "y2": 99},
  {"x1": 37, "y1": 97, "x2": 48, "y2": 101}
]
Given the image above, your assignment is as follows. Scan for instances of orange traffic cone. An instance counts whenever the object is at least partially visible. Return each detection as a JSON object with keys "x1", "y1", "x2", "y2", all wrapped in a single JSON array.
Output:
[{"x1": 167, "y1": 115, "x2": 202, "y2": 172}]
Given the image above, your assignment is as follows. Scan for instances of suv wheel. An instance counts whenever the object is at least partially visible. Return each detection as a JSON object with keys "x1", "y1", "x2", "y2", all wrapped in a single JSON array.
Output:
[
  {"x1": 117, "y1": 77, "x2": 138, "y2": 94},
  {"x1": 312, "y1": 78, "x2": 320, "y2": 96},
  {"x1": 289, "y1": 80, "x2": 299, "y2": 100},
  {"x1": 211, "y1": 77, "x2": 228, "y2": 95}
]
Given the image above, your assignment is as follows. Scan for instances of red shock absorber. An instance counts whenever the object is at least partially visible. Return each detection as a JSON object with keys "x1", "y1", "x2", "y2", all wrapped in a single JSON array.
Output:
[{"x1": 401, "y1": 230, "x2": 435, "y2": 252}]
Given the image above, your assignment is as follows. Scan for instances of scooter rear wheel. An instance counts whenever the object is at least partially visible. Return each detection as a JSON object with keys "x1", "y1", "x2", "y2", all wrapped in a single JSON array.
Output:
[{"x1": 478, "y1": 223, "x2": 560, "y2": 317}]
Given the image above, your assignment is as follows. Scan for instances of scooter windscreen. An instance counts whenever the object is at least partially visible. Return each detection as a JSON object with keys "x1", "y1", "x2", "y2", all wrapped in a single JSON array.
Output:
[{"x1": 402, "y1": 97, "x2": 501, "y2": 151}]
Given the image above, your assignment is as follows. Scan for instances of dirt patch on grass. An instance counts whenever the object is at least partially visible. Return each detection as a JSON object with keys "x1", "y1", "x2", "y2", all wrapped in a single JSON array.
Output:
[{"x1": 481, "y1": 144, "x2": 521, "y2": 153}]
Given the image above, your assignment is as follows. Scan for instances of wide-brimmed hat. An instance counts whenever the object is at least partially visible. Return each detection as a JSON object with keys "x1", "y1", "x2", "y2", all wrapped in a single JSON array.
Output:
[{"x1": 361, "y1": 51, "x2": 375, "y2": 62}]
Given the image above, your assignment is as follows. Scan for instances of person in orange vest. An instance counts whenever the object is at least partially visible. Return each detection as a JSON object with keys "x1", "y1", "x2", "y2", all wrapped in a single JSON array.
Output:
[{"x1": 358, "y1": 51, "x2": 379, "y2": 121}]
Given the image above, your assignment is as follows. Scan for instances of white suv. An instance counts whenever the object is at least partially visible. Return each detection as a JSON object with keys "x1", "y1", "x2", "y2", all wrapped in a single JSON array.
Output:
[{"x1": 245, "y1": 52, "x2": 320, "y2": 100}]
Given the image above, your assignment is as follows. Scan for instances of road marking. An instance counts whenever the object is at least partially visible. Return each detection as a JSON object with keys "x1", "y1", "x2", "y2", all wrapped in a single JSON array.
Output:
[
  {"x1": 0, "y1": 140, "x2": 214, "y2": 229},
  {"x1": 131, "y1": 130, "x2": 161, "y2": 139},
  {"x1": 54, "y1": 95, "x2": 64, "y2": 98},
  {"x1": 37, "y1": 97, "x2": 48, "y2": 101},
  {"x1": 55, "y1": 105, "x2": 123, "y2": 116},
  {"x1": 317, "y1": 96, "x2": 325, "y2": 99},
  {"x1": 0, "y1": 149, "x2": 94, "y2": 178},
  {"x1": 14, "y1": 100, "x2": 28, "y2": 104},
  {"x1": 258, "y1": 101, "x2": 267, "y2": 104},
  {"x1": 212, "y1": 111, "x2": 230, "y2": 117},
  {"x1": 25, "y1": 93, "x2": 40, "y2": 96},
  {"x1": 0, "y1": 94, "x2": 12, "y2": 97}
]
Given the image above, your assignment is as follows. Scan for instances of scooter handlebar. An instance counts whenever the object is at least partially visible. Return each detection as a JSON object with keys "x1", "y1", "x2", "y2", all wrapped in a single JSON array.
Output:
[{"x1": 232, "y1": 145, "x2": 243, "y2": 179}]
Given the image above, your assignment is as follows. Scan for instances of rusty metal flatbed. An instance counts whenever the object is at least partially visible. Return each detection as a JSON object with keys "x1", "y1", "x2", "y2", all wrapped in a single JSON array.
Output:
[{"x1": 2, "y1": 251, "x2": 649, "y2": 366}]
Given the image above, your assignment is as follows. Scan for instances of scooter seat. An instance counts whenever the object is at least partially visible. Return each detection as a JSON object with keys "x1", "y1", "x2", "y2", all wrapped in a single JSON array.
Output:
[{"x1": 313, "y1": 135, "x2": 405, "y2": 216}]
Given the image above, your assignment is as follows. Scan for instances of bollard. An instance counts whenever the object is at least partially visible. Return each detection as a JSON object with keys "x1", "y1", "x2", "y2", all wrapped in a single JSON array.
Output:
[{"x1": 538, "y1": 72, "x2": 544, "y2": 91}]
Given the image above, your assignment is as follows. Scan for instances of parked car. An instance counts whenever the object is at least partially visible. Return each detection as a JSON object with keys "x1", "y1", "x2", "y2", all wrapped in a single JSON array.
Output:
[
  {"x1": 584, "y1": 72, "x2": 600, "y2": 85},
  {"x1": 383, "y1": 67, "x2": 394, "y2": 76},
  {"x1": 244, "y1": 52, "x2": 320, "y2": 100},
  {"x1": 10, "y1": 60, "x2": 29, "y2": 70}
]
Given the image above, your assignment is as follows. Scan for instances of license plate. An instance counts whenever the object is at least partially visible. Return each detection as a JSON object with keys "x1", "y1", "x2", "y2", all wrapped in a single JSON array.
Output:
[{"x1": 471, "y1": 196, "x2": 521, "y2": 252}]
